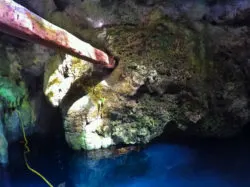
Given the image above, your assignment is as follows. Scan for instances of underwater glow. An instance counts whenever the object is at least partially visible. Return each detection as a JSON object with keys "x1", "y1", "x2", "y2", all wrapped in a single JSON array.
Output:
[{"x1": 3, "y1": 135, "x2": 250, "y2": 187}]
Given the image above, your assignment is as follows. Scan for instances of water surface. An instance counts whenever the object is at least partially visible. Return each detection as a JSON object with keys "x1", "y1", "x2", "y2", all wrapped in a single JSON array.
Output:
[{"x1": 1, "y1": 134, "x2": 250, "y2": 187}]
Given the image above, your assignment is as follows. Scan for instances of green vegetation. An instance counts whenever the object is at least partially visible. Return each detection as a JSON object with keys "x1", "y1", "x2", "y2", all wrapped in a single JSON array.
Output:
[
  {"x1": 0, "y1": 76, "x2": 25, "y2": 108},
  {"x1": 0, "y1": 76, "x2": 35, "y2": 138}
]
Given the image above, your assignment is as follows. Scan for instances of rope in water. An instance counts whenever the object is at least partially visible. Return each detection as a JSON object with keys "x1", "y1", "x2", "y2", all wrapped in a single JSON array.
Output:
[{"x1": 17, "y1": 110, "x2": 54, "y2": 187}]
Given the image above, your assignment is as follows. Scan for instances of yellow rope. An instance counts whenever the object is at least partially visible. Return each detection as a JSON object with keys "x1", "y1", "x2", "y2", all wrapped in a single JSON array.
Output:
[{"x1": 17, "y1": 110, "x2": 54, "y2": 187}]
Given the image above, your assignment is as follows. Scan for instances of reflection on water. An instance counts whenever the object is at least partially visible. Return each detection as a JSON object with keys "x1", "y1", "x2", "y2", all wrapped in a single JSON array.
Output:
[
  {"x1": 69, "y1": 148, "x2": 149, "y2": 187},
  {"x1": 1, "y1": 134, "x2": 250, "y2": 187}
]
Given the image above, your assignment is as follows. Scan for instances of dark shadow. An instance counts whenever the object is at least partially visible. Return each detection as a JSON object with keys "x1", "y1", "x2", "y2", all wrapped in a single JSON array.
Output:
[
  {"x1": 6, "y1": 130, "x2": 73, "y2": 187},
  {"x1": 0, "y1": 166, "x2": 11, "y2": 187},
  {"x1": 21, "y1": 69, "x2": 63, "y2": 136},
  {"x1": 13, "y1": 0, "x2": 38, "y2": 15},
  {"x1": 53, "y1": 0, "x2": 70, "y2": 11}
]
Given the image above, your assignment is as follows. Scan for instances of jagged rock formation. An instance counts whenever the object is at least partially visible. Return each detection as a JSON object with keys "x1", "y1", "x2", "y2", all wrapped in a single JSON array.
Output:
[
  {"x1": 0, "y1": 0, "x2": 249, "y2": 160},
  {"x1": 0, "y1": 36, "x2": 54, "y2": 165},
  {"x1": 43, "y1": 0, "x2": 250, "y2": 149},
  {"x1": 0, "y1": 75, "x2": 35, "y2": 165}
]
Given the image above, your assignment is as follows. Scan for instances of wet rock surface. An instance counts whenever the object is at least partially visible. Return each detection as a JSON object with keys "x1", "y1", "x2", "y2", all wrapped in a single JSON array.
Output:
[
  {"x1": 41, "y1": 0, "x2": 250, "y2": 149},
  {"x1": 0, "y1": 0, "x2": 249, "y2": 155},
  {"x1": 0, "y1": 34, "x2": 58, "y2": 164}
]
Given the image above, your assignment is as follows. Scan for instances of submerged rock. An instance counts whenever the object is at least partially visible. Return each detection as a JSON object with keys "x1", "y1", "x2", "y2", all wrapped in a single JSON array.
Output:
[{"x1": 69, "y1": 148, "x2": 149, "y2": 187}]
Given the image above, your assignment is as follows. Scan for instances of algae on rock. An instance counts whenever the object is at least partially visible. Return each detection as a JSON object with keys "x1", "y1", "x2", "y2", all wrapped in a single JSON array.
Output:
[
  {"x1": 62, "y1": 15, "x2": 249, "y2": 149},
  {"x1": 39, "y1": 2, "x2": 250, "y2": 150},
  {"x1": 0, "y1": 75, "x2": 36, "y2": 164}
]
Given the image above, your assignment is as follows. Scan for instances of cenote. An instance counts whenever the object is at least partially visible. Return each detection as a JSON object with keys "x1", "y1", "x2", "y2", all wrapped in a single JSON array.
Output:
[
  {"x1": 1, "y1": 0, "x2": 250, "y2": 187},
  {"x1": 1, "y1": 129, "x2": 250, "y2": 187}
]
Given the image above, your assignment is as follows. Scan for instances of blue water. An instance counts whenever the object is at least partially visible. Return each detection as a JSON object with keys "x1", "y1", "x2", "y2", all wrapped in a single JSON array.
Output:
[{"x1": 1, "y1": 134, "x2": 250, "y2": 187}]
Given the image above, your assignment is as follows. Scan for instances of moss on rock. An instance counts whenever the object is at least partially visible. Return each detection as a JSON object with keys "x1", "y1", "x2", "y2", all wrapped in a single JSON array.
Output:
[
  {"x1": 0, "y1": 76, "x2": 25, "y2": 108},
  {"x1": 51, "y1": 9, "x2": 250, "y2": 149},
  {"x1": 0, "y1": 75, "x2": 35, "y2": 159}
]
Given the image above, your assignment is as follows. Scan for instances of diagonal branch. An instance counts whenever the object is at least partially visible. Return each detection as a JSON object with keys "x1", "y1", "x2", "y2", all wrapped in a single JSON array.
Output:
[{"x1": 0, "y1": 0, "x2": 115, "y2": 68}]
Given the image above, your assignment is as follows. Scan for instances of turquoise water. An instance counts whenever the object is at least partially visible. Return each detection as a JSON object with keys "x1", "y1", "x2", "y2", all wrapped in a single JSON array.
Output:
[{"x1": 1, "y1": 134, "x2": 250, "y2": 187}]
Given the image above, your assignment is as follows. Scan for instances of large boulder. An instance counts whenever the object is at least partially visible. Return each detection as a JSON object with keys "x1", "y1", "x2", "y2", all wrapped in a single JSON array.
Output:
[
  {"x1": 43, "y1": 2, "x2": 250, "y2": 150},
  {"x1": 1, "y1": 0, "x2": 249, "y2": 151}
]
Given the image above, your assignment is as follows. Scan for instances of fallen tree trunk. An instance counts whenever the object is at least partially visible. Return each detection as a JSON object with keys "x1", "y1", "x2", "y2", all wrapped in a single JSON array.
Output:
[{"x1": 0, "y1": 0, "x2": 115, "y2": 68}]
